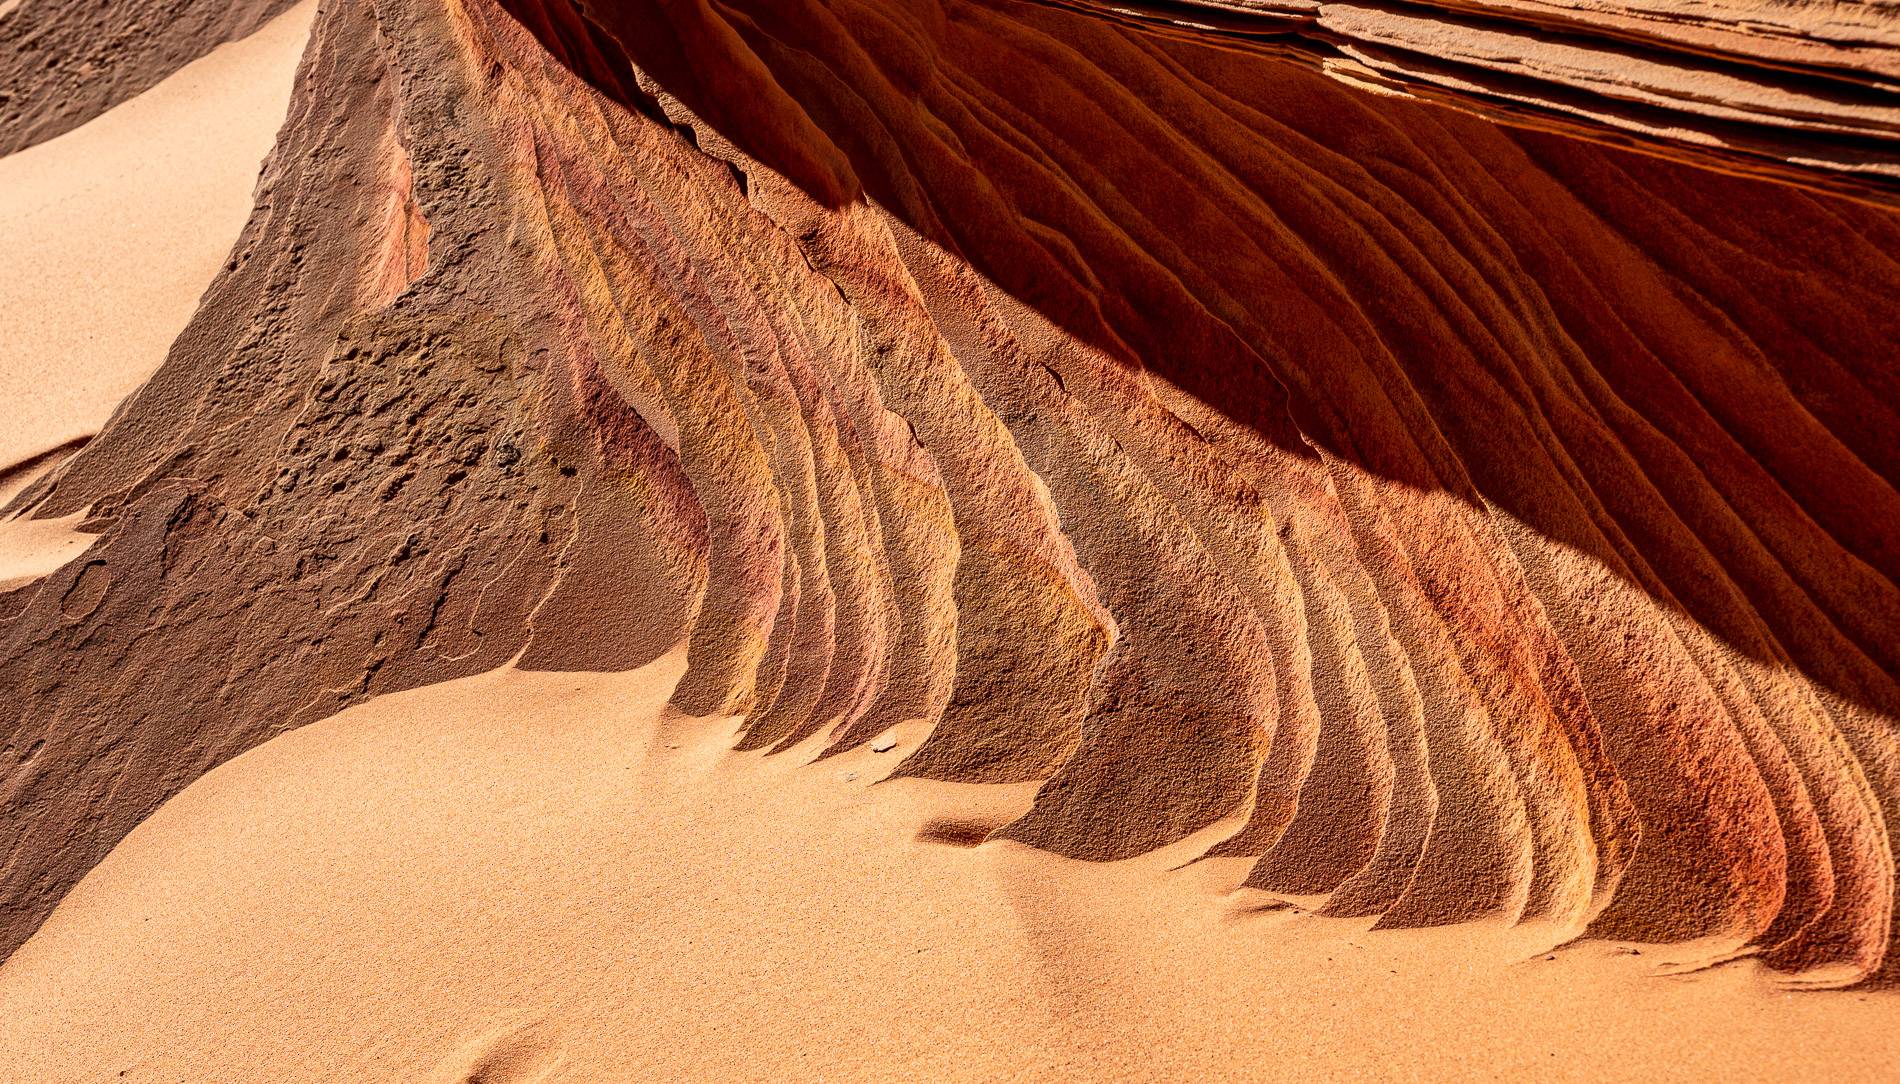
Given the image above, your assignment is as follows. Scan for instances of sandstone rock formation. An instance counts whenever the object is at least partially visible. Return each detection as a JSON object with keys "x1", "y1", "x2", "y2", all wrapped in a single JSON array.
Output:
[{"x1": 3, "y1": 0, "x2": 1898, "y2": 988}]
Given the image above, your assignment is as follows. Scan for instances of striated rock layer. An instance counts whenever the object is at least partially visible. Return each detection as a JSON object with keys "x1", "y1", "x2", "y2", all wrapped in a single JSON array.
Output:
[{"x1": 3, "y1": 0, "x2": 1899, "y2": 987}]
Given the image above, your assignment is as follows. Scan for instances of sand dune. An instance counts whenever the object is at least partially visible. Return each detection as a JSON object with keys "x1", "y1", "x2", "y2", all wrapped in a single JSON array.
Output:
[
  {"x1": 0, "y1": 0, "x2": 314, "y2": 471},
  {"x1": 0, "y1": 0, "x2": 298, "y2": 156},
  {"x1": 2, "y1": 653, "x2": 1894, "y2": 1081},
  {"x1": 1, "y1": 0, "x2": 1898, "y2": 1077}
]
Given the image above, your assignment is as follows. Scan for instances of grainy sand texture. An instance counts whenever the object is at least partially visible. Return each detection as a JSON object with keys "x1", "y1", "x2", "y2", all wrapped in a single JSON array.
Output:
[
  {"x1": 1, "y1": 0, "x2": 1898, "y2": 1079},
  {"x1": 0, "y1": 0, "x2": 314, "y2": 470},
  {"x1": 3, "y1": 655, "x2": 1897, "y2": 1081}
]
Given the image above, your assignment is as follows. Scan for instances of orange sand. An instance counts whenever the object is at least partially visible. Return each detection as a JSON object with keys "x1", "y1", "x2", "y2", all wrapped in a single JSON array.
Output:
[
  {"x1": 0, "y1": 651, "x2": 1893, "y2": 1082},
  {"x1": 0, "y1": 511, "x2": 88, "y2": 592},
  {"x1": 0, "y1": 0, "x2": 314, "y2": 472}
]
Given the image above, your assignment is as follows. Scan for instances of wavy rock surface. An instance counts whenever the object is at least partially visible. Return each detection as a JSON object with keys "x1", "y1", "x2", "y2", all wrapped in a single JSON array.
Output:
[{"x1": 2, "y1": 0, "x2": 1898, "y2": 988}]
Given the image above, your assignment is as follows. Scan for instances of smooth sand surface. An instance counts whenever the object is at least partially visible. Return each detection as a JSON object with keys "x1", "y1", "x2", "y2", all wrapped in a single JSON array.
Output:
[
  {"x1": 0, "y1": 0, "x2": 314, "y2": 472},
  {"x1": 0, "y1": 651, "x2": 1893, "y2": 1082},
  {"x1": 0, "y1": 510, "x2": 89, "y2": 592}
]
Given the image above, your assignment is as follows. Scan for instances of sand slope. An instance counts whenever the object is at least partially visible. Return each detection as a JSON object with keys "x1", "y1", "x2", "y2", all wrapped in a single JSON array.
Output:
[
  {"x1": 0, "y1": 0, "x2": 314, "y2": 471},
  {"x1": 1, "y1": 653, "x2": 1894, "y2": 1081},
  {"x1": 0, "y1": 0, "x2": 299, "y2": 156}
]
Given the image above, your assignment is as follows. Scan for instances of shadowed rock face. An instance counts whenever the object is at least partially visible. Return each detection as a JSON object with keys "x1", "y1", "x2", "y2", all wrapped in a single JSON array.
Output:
[{"x1": 1, "y1": 0, "x2": 1897, "y2": 986}]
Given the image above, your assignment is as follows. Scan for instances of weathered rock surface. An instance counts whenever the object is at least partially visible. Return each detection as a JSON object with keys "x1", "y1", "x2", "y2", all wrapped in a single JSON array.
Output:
[{"x1": 3, "y1": 0, "x2": 1898, "y2": 986}]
